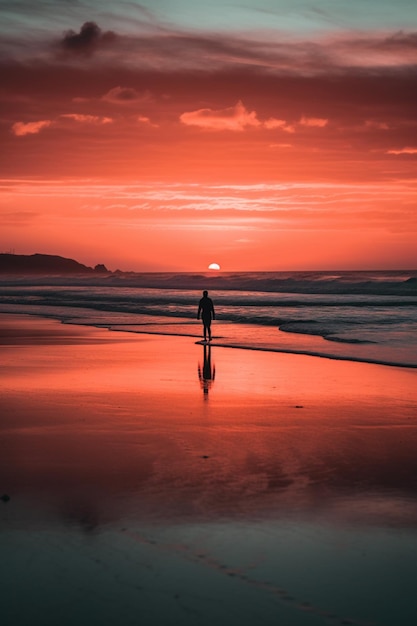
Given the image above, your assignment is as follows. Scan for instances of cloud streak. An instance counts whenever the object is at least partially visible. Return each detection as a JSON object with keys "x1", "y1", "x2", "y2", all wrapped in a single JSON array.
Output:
[
  {"x1": 49, "y1": 27, "x2": 416, "y2": 74},
  {"x1": 180, "y1": 103, "x2": 329, "y2": 133},
  {"x1": 61, "y1": 114, "x2": 113, "y2": 125},
  {"x1": 12, "y1": 120, "x2": 53, "y2": 136},
  {"x1": 180, "y1": 101, "x2": 261, "y2": 131},
  {"x1": 386, "y1": 147, "x2": 417, "y2": 155},
  {"x1": 12, "y1": 114, "x2": 113, "y2": 136},
  {"x1": 299, "y1": 116, "x2": 328, "y2": 128}
]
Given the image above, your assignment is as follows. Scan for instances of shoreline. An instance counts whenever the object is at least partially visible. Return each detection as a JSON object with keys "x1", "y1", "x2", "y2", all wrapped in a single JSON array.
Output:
[
  {"x1": 3, "y1": 309, "x2": 417, "y2": 369},
  {"x1": 111, "y1": 324, "x2": 417, "y2": 369}
]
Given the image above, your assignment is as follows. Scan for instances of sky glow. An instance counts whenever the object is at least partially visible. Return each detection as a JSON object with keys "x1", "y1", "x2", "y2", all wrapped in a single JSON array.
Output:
[{"x1": 1, "y1": 0, "x2": 416, "y2": 270}]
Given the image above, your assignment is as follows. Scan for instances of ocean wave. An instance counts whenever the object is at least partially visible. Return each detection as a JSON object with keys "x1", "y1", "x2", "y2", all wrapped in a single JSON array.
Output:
[
  {"x1": 1, "y1": 269, "x2": 417, "y2": 295},
  {"x1": 278, "y1": 321, "x2": 377, "y2": 344},
  {"x1": 0, "y1": 287, "x2": 416, "y2": 311}
]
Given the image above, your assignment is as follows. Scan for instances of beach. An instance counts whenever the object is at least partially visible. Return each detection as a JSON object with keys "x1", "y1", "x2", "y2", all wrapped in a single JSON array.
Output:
[{"x1": 1, "y1": 313, "x2": 417, "y2": 626}]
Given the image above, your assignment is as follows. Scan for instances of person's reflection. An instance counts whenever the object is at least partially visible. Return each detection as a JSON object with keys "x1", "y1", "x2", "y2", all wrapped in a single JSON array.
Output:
[{"x1": 198, "y1": 344, "x2": 215, "y2": 398}]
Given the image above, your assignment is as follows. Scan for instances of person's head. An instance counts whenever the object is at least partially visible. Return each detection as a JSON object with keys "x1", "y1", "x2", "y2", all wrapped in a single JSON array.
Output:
[{"x1": 203, "y1": 290, "x2": 208, "y2": 297}]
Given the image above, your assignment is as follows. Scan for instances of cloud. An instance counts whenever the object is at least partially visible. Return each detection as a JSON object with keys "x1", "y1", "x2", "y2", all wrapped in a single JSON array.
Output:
[
  {"x1": 269, "y1": 143, "x2": 294, "y2": 149},
  {"x1": 299, "y1": 116, "x2": 328, "y2": 128},
  {"x1": 53, "y1": 27, "x2": 417, "y2": 74},
  {"x1": 180, "y1": 101, "x2": 261, "y2": 131},
  {"x1": 59, "y1": 22, "x2": 117, "y2": 56},
  {"x1": 137, "y1": 115, "x2": 158, "y2": 127},
  {"x1": 380, "y1": 30, "x2": 417, "y2": 49},
  {"x1": 386, "y1": 147, "x2": 417, "y2": 155},
  {"x1": 179, "y1": 103, "x2": 330, "y2": 134},
  {"x1": 11, "y1": 114, "x2": 113, "y2": 137},
  {"x1": 365, "y1": 120, "x2": 390, "y2": 130},
  {"x1": 102, "y1": 86, "x2": 152, "y2": 104},
  {"x1": 264, "y1": 118, "x2": 295, "y2": 132},
  {"x1": 11, "y1": 120, "x2": 53, "y2": 136},
  {"x1": 61, "y1": 114, "x2": 113, "y2": 125}
]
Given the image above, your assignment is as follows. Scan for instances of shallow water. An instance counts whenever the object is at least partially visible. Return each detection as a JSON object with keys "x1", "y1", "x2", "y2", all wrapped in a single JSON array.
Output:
[{"x1": 1, "y1": 269, "x2": 417, "y2": 368}]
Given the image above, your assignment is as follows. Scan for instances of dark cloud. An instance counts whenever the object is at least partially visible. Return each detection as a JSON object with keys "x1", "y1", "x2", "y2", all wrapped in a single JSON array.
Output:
[
  {"x1": 379, "y1": 30, "x2": 417, "y2": 51},
  {"x1": 102, "y1": 86, "x2": 152, "y2": 104},
  {"x1": 60, "y1": 22, "x2": 117, "y2": 56}
]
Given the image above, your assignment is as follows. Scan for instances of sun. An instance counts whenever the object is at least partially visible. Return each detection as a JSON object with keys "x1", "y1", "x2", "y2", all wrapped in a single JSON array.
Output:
[{"x1": 208, "y1": 263, "x2": 221, "y2": 270}]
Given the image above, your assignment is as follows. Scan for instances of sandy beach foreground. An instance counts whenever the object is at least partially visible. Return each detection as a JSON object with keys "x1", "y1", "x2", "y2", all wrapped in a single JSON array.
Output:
[{"x1": 1, "y1": 314, "x2": 417, "y2": 626}]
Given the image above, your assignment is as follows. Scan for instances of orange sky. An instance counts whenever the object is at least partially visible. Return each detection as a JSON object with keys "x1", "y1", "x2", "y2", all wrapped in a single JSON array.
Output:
[{"x1": 1, "y1": 3, "x2": 416, "y2": 271}]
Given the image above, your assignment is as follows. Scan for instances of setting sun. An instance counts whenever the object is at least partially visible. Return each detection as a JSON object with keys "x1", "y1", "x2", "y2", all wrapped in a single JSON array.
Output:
[{"x1": 208, "y1": 263, "x2": 221, "y2": 270}]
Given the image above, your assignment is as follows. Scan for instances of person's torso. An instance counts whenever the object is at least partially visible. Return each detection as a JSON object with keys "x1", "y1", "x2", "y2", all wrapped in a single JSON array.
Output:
[{"x1": 200, "y1": 297, "x2": 213, "y2": 314}]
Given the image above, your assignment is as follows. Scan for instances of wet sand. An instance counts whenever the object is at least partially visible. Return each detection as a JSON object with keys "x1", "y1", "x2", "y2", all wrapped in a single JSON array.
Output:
[{"x1": 1, "y1": 314, "x2": 417, "y2": 626}]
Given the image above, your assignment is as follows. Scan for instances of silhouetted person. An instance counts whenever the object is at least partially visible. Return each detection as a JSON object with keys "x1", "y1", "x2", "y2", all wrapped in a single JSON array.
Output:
[
  {"x1": 198, "y1": 344, "x2": 215, "y2": 398},
  {"x1": 197, "y1": 290, "x2": 215, "y2": 342}
]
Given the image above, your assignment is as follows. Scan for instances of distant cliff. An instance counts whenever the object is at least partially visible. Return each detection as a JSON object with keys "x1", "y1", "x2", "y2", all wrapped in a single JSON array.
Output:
[{"x1": 0, "y1": 253, "x2": 109, "y2": 275}]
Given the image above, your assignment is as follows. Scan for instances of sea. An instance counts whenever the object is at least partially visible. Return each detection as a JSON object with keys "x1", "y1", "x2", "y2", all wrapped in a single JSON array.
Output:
[{"x1": 1, "y1": 269, "x2": 416, "y2": 368}]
